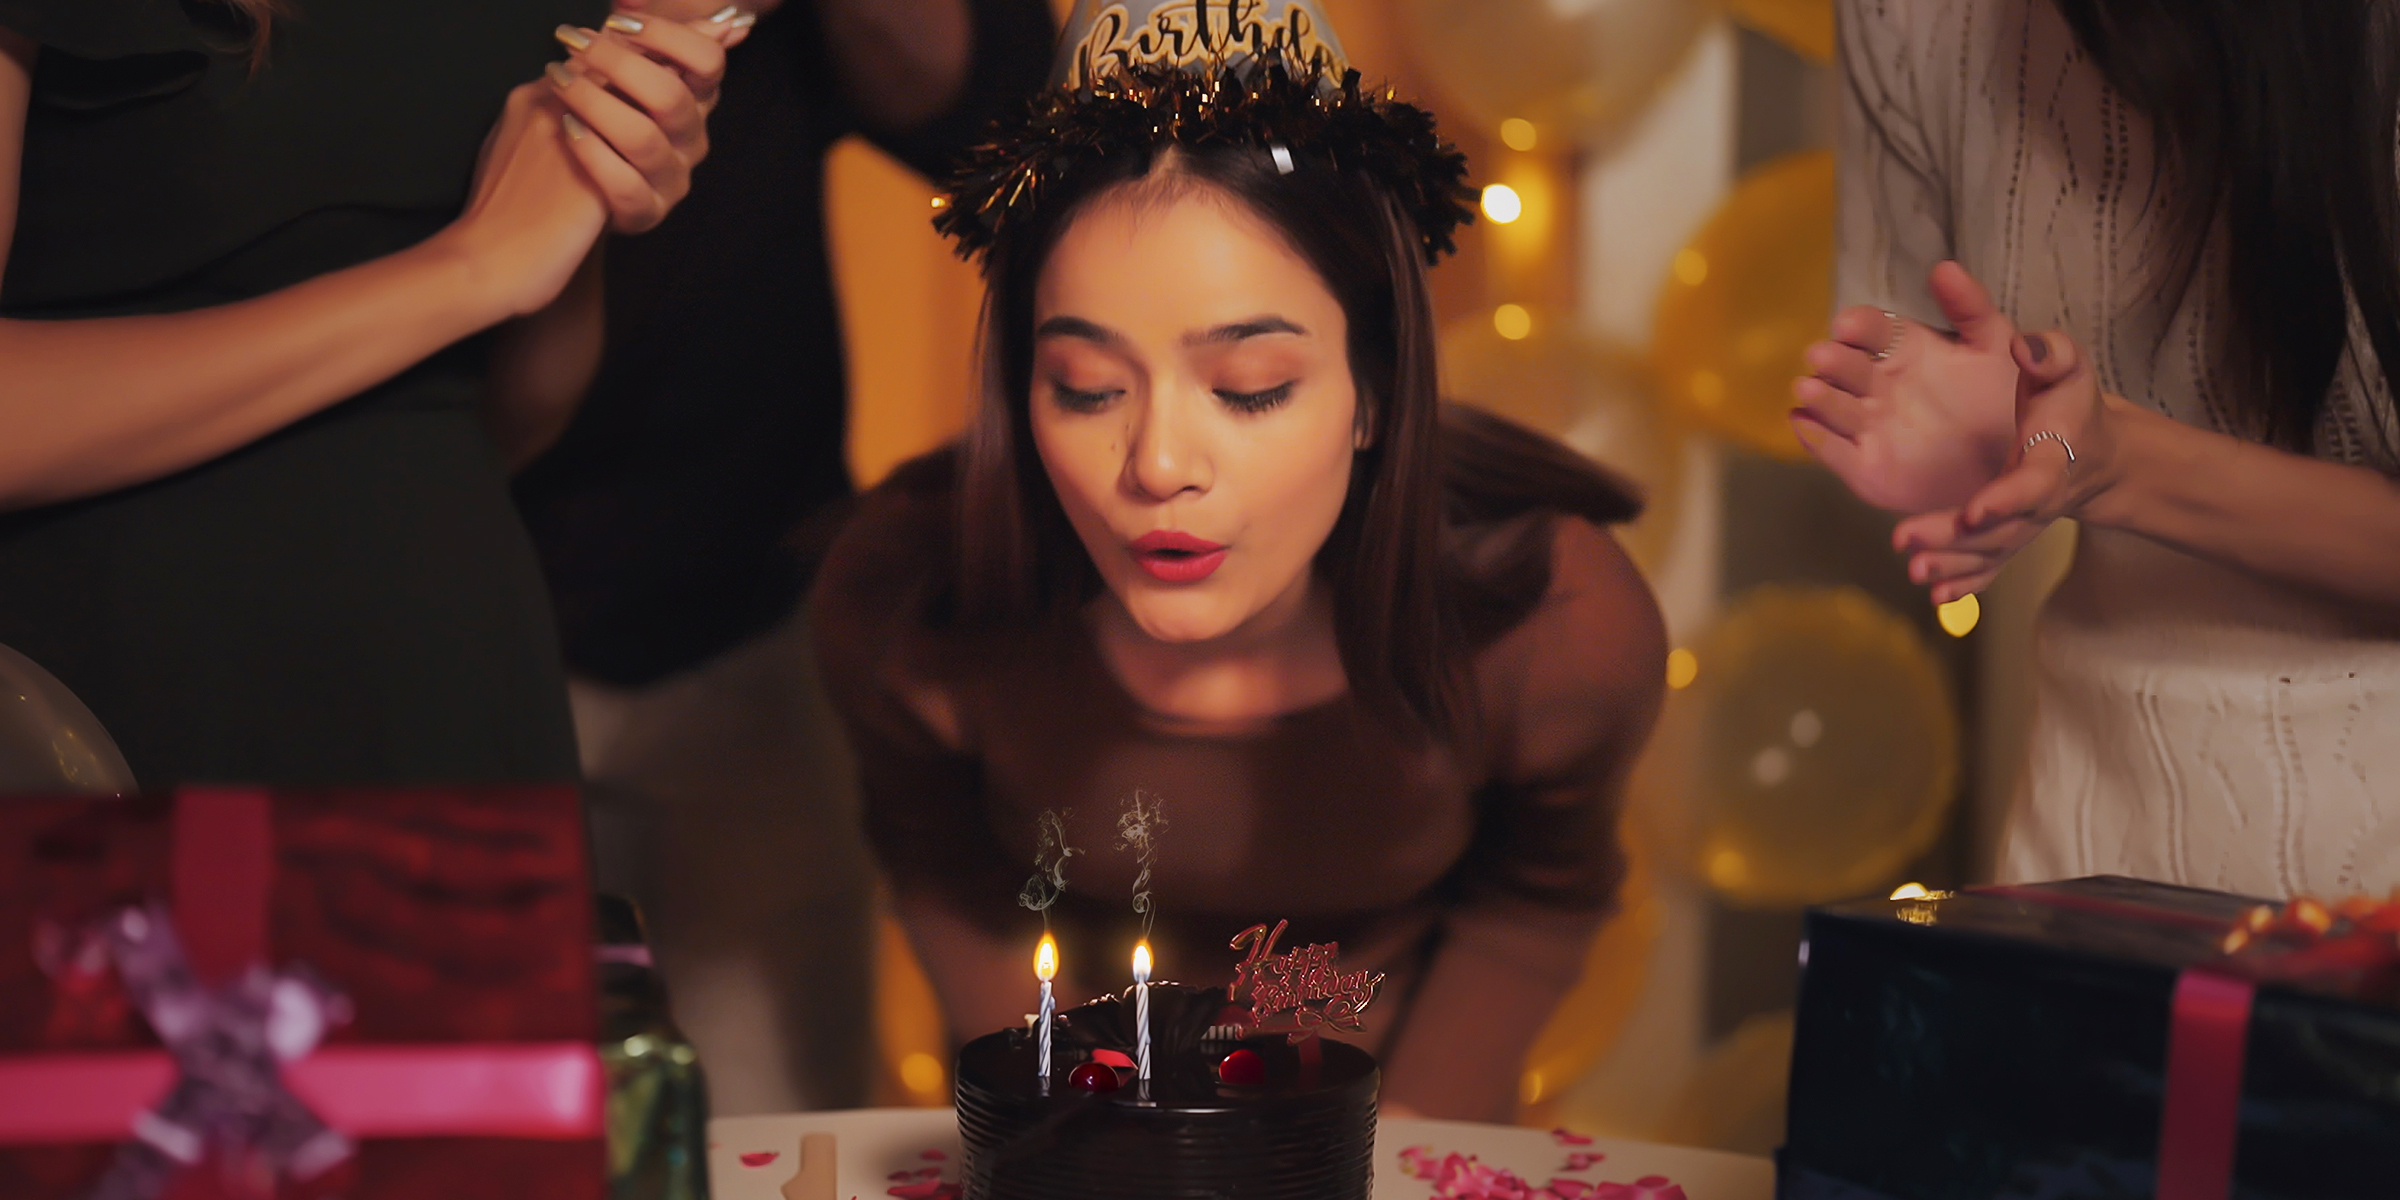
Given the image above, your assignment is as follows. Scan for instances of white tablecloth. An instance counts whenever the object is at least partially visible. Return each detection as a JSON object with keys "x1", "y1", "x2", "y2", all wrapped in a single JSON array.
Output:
[{"x1": 710, "y1": 1107, "x2": 1774, "y2": 1199}]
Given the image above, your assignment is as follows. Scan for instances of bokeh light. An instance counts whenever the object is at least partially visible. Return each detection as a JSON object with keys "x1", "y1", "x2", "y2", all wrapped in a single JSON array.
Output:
[
  {"x1": 1492, "y1": 303, "x2": 1533, "y2": 341},
  {"x1": 1481, "y1": 183, "x2": 1525, "y2": 224},
  {"x1": 1937, "y1": 593, "x2": 1981, "y2": 637},
  {"x1": 1499, "y1": 117, "x2": 1539, "y2": 151}
]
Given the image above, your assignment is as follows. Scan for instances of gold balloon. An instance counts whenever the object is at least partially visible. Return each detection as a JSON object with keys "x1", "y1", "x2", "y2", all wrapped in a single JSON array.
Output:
[
  {"x1": 1394, "y1": 0, "x2": 1724, "y2": 144},
  {"x1": 1518, "y1": 836, "x2": 1659, "y2": 1123},
  {"x1": 1439, "y1": 308, "x2": 1687, "y2": 573},
  {"x1": 1730, "y1": 0, "x2": 1832, "y2": 63},
  {"x1": 1652, "y1": 149, "x2": 1834, "y2": 462},
  {"x1": 1631, "y1": 585, "x2": 1958, "y2": 908},
  {"x1": 1656, "y1": 1010, "x2": 1795, "y2": 1154}
]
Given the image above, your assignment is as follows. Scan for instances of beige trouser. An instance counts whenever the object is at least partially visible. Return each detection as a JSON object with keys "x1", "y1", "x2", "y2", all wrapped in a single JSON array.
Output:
[{"x1": 573, "y1": 605, "x2": 872, "y2": 1114}]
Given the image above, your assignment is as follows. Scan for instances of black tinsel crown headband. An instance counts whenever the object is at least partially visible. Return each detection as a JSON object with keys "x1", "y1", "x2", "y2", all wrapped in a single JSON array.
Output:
[{"x1": 933, "y1": 0, "x2": 1476, "y2": 267}]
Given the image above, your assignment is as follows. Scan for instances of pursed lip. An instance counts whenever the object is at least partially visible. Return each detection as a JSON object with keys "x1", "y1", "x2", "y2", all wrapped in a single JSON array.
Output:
[{"x1": 1128, "y1": 530, "x2": 1228, "y2": 583}]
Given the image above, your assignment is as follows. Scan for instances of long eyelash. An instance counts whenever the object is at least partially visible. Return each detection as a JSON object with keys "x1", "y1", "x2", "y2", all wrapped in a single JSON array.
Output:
[
  {"x1": 1052, "y1": 384, "x2": 1118, "y2": 412},
  {"x1": 1217, "y1": 382, "x2": 1296, "y2": 413}
]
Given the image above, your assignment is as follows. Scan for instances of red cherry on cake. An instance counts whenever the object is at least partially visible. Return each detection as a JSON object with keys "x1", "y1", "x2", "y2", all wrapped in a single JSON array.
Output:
[
  {"x1": 1069, "y1": 1061, "x2": 1122, "y2": 1092},
  {"x1": 1217, "y1": 1048, "x2": 1266, "y2": 1086}
]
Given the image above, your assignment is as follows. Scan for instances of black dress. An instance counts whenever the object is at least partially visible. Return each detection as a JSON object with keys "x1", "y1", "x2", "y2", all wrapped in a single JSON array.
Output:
[{"x1": 0, "y1": 0, "x2": 602, "y2": 787}]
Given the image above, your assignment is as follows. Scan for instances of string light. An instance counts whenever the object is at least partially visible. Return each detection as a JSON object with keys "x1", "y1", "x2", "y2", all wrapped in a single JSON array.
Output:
[
  {"x1": 1493, "y1": 304, "x2": 1533, "y2": 341},
  {"x1": 1673, "y1": 248, "x2": 1709, "y2": 287},
  {"x1": 1480, "y1": 183, "x2": 1524, "y2": 225},
  {"x1": 1665, "y1": 648, "x2": 1698, "y2": 689}
]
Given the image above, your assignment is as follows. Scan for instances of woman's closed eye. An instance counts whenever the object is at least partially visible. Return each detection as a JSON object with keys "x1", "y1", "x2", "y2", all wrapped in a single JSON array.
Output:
[
  {"x1": 1050, "y1": 381, "x2": 1124, "y2": 413},
  {"x1": 1215, "y1": 381, "x2": 1297, "y2": 413}
]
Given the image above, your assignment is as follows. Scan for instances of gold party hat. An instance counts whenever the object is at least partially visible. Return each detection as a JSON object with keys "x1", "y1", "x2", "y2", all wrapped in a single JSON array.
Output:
[{"x1": 1052, "y1": 0, "x2": 1351, "y2": 90}]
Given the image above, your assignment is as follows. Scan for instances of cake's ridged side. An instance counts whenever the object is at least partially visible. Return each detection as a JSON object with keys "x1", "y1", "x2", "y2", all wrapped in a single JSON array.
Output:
[{"x1": 956, "y1": 1080, "x2": 1376, "y2": 1200}]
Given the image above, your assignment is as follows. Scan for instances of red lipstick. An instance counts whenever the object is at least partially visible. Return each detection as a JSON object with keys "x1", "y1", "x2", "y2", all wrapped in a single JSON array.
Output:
[{"x1": 1129, "y1": 530, "x2": 1228, "y2": 584}]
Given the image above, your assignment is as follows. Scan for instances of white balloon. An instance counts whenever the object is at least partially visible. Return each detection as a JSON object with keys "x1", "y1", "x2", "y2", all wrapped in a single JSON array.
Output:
[{"x1": 0, "y1": 642, "x2": 136, "y2": 794}]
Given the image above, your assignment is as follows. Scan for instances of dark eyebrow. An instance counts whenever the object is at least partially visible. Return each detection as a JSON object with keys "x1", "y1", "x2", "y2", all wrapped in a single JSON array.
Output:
[
  {"x1": 1034, "y1": 315, "x2": 1124, "y2": 346},
  {"x1": 1188, "y1": 317, "x2": 1308, "y2": 346}
]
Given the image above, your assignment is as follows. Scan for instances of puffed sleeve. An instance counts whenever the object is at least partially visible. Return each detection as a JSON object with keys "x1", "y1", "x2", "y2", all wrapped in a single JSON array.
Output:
[
  {"x1": 1836, "y1": 0, "x2": 1959, "y2": 320},
  {"x1": 1378, "y1": 517, "x2": 1668, "y2": 1121},
  {"x1": 808, "y1": 454, "x2": 1035, "y2": 1042}
]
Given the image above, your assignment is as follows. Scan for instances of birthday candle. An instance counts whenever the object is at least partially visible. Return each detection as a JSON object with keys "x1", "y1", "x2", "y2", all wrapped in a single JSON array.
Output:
[
  {"x1": 1035, "y1": 933, "x2": 1058, "y2": 1087},
  {"x1": 1132, "y1": 940, "x2": 1153, "y2": 1081}
]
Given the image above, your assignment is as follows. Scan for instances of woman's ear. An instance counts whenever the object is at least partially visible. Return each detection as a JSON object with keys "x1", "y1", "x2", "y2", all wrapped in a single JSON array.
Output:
[{"x1": 1353, "y1": 396, "x2": 1377, "y2": 450}]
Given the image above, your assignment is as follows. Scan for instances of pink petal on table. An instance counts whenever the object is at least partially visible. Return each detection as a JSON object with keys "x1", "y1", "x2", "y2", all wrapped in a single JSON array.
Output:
[
  {"x1": 920, "y1": 1149, "x2": 948, "y2": 1161},
  {"x1": 1551, "y1": 1127, "x2": 1595, "y2": 1146},
  {"x1": 887, "y1": 1171, "x2": 911, "y2": 1181},
  {"x1": 1545, "y1": 1181, "x2": 1596, "y2": 1198},
  {"x1": 739, "y1": 1151, "x2": 780, "y2": 1168},
  {"x1": 886, "y1": 1182, "x2": 961, "y2": 1200},
  {"x1": 1563, "y1": 1153, "x2": 1604, "y2": 1171}
]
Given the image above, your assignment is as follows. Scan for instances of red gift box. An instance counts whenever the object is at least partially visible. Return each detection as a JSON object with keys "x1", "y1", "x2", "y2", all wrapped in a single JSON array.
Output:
[{"x1": 0, "y1": 788, "x2": 608, "y2": 1200}]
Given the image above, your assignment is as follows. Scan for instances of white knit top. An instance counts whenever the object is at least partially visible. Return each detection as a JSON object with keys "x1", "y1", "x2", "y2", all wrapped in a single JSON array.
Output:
[{"x1": 1838, "y1": 0, "x2": 2400, "y2": 897}]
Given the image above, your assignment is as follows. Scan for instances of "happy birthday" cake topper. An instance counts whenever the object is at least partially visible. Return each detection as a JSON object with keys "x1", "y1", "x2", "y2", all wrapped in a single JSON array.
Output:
[{"x1": 1227, "y1": 920, "x2": 1383, "y2": 1034}]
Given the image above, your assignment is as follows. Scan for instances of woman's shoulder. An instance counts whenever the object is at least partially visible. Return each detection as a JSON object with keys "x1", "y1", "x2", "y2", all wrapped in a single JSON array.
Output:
[
  {"x1": 1471, "y1": 514, "x2": 1667, "y2": 779},
  {"x1": 809, "y1": 449, "x2": 969, "y2": 731},
  {"x1": 815, "y1": 449, "x2": 960, "y2": 611}
]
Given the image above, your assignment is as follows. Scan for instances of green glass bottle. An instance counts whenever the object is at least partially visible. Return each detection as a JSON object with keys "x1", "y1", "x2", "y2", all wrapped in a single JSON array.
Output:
[{"x1": 597, "y1": 894, "x2": 710, "y2": 1200}]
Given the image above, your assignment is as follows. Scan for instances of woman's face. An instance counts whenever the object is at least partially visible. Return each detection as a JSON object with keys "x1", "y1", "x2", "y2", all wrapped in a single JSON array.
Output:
[{"x1": 1030, "y1": 181, "x2": 1360, "y2": 645}]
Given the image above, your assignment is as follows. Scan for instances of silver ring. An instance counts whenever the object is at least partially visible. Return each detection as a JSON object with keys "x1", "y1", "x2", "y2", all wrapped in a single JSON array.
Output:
[
  {"x1": 1268, "y1": 142, "x2": 1296, "y2": 175},
  {"x1": 1869, "y1": 309, "x2": 1903, "y2": 362},
  {"x1": 2024, "y1": 429, "x2": 2076, "y2": 467}
]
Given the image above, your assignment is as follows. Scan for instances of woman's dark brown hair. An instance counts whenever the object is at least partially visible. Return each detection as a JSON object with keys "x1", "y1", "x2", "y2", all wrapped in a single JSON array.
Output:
[
  {"x1": 946, "y1": 138, "x2": 1640, "y2": 743},
  {"x1": 2052, "y1": 0, "x2": 2400, "y2": 461}
]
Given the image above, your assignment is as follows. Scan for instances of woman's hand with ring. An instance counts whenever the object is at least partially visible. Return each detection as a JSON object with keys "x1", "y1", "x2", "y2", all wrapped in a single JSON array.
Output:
[
  {"x1": 1890, "y1": 326, "x2": 2122, "y2": 603},
  {"x1": 1789, "y1": 261, "x2": 2024, "y2": 513}
]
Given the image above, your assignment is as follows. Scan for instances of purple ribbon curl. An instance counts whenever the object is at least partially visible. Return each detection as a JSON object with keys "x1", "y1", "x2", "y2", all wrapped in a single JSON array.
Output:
[{"x1": 81, "y1": 902, "x2": 354, "y2": 1200}]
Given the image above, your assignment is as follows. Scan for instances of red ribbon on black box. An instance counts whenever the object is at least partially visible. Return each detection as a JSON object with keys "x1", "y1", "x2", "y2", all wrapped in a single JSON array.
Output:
[
  {"x1": 1993, "y1": 885, "x2": 2400, "y2": 1200},
  {"x1": 0, "y1": 788, "x2": 607, "y2": 1200}
]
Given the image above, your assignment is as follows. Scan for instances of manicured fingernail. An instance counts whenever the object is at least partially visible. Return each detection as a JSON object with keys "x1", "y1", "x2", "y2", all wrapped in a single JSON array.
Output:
[
  {"x1": 604, "y1": 13, "x2": 645, "y2": 33},
  {"x1": 561, "y1": 111, "x2": 590, "y2": 140},
  {"x1": 546, "y1": 61, "x2": 579, "y2": 89},
  {"x1": 729, "y1": 12, "x2": 756, "y2": 27},
  {"x1": 708, "y1": 4, "x2": 741, "y2": 20},
  {"x1": 2023, "y1": 334, "x2": 2050, "y2": 364},
  {"x1": 554, "y1": 24, "x2": 594, "y2": 50}
]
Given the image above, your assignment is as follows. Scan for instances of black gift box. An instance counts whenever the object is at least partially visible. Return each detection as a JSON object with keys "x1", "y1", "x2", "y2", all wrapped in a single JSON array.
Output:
[{"x1": 1778, "y1": 876, "x2": 2400, "y2": 1200}]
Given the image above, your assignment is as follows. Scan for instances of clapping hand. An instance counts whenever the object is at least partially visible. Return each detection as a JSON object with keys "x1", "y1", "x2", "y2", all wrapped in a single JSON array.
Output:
[
  {"x1": 1790, "y1": 262, "x2": 2023, "y2": 513},
  {"x1": 547, "y1": 7, "x2": 745, "y2": 233},
  {"x1": 1892, "y1": 326, "x2": 2117, "y2": 604}
]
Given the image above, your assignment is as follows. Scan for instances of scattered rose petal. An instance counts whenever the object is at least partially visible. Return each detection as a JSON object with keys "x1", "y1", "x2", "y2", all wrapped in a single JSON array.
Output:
[
  {"x1": 1563, "y1": 1153, "x2": 1604, "y2": 1171},
  {"x1": 920, "y1": 1149, "x2": 948, "y2": 1161},
  {"x1": 1399, "y1": 1141, "x2": 1672, "y2": 1200},
  {"x1": 1551, "y1": 1128, "x2": 1595, "y2": 1146},
  {"x1": 887, "y1": 1171, "x2": 911, "y2": 1182},
  {"x1": 739, "y1": 1151, "x2": 780, "y2": 1168},
  {"x1": 886, "y1": 1182, "x2": 960, "y2": 1200}
]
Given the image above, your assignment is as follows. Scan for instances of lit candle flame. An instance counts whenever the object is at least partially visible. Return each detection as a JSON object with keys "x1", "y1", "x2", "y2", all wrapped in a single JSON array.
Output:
[
  {"x1": 1131, "y1": 940, "x2": 1151, "y2": 984},
  {"x1": 1035, "y1": 933, "x2": 1057, "y2": 982}
]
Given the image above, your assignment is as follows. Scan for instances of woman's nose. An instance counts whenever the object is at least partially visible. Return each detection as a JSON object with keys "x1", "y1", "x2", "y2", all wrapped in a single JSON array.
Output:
[{"x1": 1124, "y1": 393, "x2": 1212, "y2": 501}]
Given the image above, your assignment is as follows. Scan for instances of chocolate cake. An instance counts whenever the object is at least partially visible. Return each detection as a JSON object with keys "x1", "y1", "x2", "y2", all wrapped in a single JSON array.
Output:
[{"x1": 954, "y1": 983, "x2": 1378, "y2": 1199}]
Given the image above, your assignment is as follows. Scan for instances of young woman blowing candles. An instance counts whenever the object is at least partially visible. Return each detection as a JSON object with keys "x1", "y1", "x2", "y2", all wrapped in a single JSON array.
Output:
[
  {"x1": 811, "y1": 0, "x2": 1668, "y2": 1123},
  {"x1": 0, "y1": 0, "x2": 733, "y2": 785}
]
